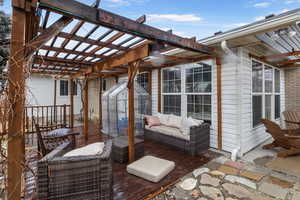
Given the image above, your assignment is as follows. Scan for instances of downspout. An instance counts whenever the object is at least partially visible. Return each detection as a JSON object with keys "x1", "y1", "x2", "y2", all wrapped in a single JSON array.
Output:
[{"x1": 220, "y1": 40, "x2": 241, "y2": 161}]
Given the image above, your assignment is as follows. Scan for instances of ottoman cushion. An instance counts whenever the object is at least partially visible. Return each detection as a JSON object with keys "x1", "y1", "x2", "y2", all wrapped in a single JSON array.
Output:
[{"x1": 126, "y1": 156, "x2": 175, "y2": 183}]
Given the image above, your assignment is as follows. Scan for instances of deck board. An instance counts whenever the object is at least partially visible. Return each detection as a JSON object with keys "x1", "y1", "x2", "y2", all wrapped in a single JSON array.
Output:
[{"x1": 24, "y1": 123, "x2": 219, "y2": 200}]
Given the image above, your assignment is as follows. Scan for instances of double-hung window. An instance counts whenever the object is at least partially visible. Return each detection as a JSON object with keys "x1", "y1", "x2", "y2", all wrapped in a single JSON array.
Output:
[
  {"x1": 162, "y1": 68, "x2": 181, "y2": 116},
  {"x1": 252, "y1": 60, "x2": 281, "y2": 127},
  {"x1": 161, "y1": 62, "x2": 212, "y2": 121},
  {"x1": 137, "y1": 72, "x2": 149, "y2": 92},
  {"x1": 186, "y1": 63, "x2": 212, "y2": 121},
  {"x1": 60, "y1": 80, "x2": 68, "y2": 96}
]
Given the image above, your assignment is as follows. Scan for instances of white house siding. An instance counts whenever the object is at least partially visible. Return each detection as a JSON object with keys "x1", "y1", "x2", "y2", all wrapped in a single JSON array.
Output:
[
  {"x1": 26, "y1": 74, "x2": 82, "y2": 115},
  {"x1": 217, "y1": 49, "x2": 241, "y2": 152},
  {"x1": 239, "y1": 47, "x2": 285, "y2": 155},
  {"x1": 151, "y1": 70, "x2": 158, "y2": 115}
]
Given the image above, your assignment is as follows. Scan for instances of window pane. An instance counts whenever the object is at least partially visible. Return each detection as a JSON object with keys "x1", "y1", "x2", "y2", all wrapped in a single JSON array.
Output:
[
  {"x1": 163, "y1": 95, "x2": 181, "y2": 116},
  {"x1": 265, "y1": 66, "x2": 273, "y2": 93},
  {"x1": 185, "y1": 63, "x2": 212, "y2": 93},
  {"x1": 252, "y1": 95, "x2": 262, "y2": 127},
  {"x1": 162, "y1": 69, "x2": 181, "y2": 93},
  {"x1": 265, "y1": 95, "x2": 272, "y2": 120},
  {"x1": 187, "y1": 95, "x2": 211, "y2": 120},
  {"x1": 275, "y1": 69, "x2": 280, "y2": 93},
  {"x1": 275, "y1": 95, "x2": 281, "y2": 119},
  {"x1": 252, "y1": 61, "x2": 263, "y2": 93},
  {"x1": 137, "y1": 72, "x2": 149, "y2": 91}
]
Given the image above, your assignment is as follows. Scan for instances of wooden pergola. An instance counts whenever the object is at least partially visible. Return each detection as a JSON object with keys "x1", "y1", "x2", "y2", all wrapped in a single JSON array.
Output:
[{"x1": 7, "y1": 0, "x2": 220, "y2": 199}]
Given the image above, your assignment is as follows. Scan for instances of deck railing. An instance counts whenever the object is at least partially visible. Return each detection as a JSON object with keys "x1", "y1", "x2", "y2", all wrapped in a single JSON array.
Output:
[{"x1": 0, "y1": 104, "x2": 72, "y2": 145}]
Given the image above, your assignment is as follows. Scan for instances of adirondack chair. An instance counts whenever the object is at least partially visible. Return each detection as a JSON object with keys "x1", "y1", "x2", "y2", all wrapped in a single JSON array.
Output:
[
  {"x1": 283, "y1": 110, "x2": 300, "y2": 130},
  {"x1": 261, "y1": 119, "x2": 300, "y2": 157}
]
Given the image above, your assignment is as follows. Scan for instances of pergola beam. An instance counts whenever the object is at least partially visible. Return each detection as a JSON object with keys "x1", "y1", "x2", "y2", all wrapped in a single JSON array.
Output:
[
  {"x1": 25, "y1": 16, "x2": 72, "y2": 60},
  {"x1": 38, "y1": 0, "x2": 212, "y2": 54},
  {"x1": 72, "y1": 44, "x2": 150, "y2": 78},
  {"x1": 262, "y1": 51, "x2": 300, "y2": 60}
]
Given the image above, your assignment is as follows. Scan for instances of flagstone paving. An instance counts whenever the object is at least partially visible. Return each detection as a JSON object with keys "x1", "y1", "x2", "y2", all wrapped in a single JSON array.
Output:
[{"x1": 152, "y1": 156, "x2": 300, "y2": 200}]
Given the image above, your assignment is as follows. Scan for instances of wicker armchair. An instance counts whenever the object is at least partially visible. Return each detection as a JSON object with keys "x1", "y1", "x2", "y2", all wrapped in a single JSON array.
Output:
[
  {"x1": 35, "y1": 123, "x2": 79, "y2": 156},
  {"x1": 37, "y1": 140, "x2": 113, "y2": 200}
]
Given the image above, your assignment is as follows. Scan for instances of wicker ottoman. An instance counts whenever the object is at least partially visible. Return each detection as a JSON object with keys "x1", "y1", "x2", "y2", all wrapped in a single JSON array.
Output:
[{"x1": 112, "y1": 136, "x2": 144, "y2": 163}]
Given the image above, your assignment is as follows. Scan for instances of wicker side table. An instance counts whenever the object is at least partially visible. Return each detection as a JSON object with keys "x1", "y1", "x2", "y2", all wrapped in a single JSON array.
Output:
[{"x1": 112, "y1": 136, "x2": 144, "y2": 163}]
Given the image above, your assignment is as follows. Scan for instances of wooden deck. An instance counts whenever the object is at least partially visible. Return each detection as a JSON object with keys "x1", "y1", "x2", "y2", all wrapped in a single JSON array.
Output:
[{"x1": 24, "y1": 122, "x2": 219, "y2": 200}]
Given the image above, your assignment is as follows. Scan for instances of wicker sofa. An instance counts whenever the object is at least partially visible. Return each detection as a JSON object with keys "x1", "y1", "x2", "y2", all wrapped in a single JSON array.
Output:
[
  {"x1": 37, "y1": 140, "x2": 113, "y2": 200},
  {"x1": 144, "y1": 114, "x2": 210, "y2": 156}
]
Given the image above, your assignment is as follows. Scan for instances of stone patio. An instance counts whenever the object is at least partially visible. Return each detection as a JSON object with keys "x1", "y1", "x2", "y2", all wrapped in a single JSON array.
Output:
[{"x1": 151, "y1": 144, "x2": 300, "y2": 200}]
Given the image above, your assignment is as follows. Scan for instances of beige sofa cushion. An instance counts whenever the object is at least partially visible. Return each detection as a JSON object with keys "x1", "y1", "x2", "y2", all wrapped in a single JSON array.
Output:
[
  {"x1": 166, "y1": 115, "x2": 182, "y2": 129},
  {"x1": 127, "y1": 156, "x2": 175, "y2": 183},
  {"x1": 155, "y1": 113, "x2": 170, "y2": 125},
  {"x1": 145, "y1": 125, "x2": 190, "y2": 141}
]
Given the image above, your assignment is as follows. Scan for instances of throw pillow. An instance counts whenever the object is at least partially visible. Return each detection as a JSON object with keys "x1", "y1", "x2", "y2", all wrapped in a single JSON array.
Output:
[
  {"x1": 167, "y1": 114, "x2": 182, "y2": 129},
  {"x1": 155, "y1": 113, "x2": 170, "y2": 125},
  {"x1": 145, "y1": 115, "x2": 161, "y2": 127}
]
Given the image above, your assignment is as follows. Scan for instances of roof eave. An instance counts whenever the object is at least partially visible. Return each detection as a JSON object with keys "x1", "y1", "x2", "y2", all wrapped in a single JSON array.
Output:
[{"x1": 199, "y1": 12, "x2": 300, "y2": 46}]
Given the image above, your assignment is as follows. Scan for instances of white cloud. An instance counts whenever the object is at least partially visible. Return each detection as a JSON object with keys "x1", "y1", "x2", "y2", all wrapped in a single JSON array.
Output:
[
  {"x1": 254, "y1": 16, "x2": 265, "y2": 21},
  {"x1": 285, "y1": 0, "x2": 300, "y2": 4},
  {"x1": 148, "y1": 14, "x2": 203, "y2": 22},
  {"x1": 254, "y1": 2, "x2": 271, "y2": 8},
  {"x1": 107, "y1": 0, "x2": 129, "y2": 7},
  {"x1": 106, "y1": 0, "x2": 147, "y2": 7}
]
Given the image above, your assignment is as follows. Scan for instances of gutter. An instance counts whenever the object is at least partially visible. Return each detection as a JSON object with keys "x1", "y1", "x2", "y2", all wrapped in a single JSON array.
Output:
[{"x1": 199, "y1": 12, "x2": 300, "y2": 46}]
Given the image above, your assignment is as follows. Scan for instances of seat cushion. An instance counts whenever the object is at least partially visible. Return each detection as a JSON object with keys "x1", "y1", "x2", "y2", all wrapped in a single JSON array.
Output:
[
  {"x1": 47, "y1": 128, "x2": 70, "y2": 137},
  {"x1": 145, "y1": 125, "x2": 190, "y2": 140},
  {"x1": 63, "y1": 142, "x2": 105, "y2": 157},
  {"x1": 127, "y1": 156, "x2": 175, "y2": 183}
]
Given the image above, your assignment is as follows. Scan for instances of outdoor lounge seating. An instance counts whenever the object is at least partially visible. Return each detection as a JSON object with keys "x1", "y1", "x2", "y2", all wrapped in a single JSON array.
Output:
[
  {"x1": 283, "y1": 110, "x2": 300, "y2": 130},
  {"x1": 37, "y1": 140, "x2": 113, "y2": 200},
  {"x1": 127, "y1": 156, "x2": 175, "y2": 183},
  {"x1": 144, "y1": 114, "x2": 210, "y2": 156},
  {"x1": 35, "y1": 123, "x2": 79, "y2": 156},
  {"x1": 261, "y1": 119, "x2": 300, "y2": 157}
]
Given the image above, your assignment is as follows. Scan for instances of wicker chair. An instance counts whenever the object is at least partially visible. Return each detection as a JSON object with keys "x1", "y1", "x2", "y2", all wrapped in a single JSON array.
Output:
[
  {"x1": 35, "y1": 123, "x2": 79, "y2": 156},
  {"x1": 261, "y1": 119, "x2": 300, "y2": 157},
  {"x1": 37, "y1": 140, "x2": 113, "y2": 200},
  {"x1": 283, "y1": 110, "x2": 300, "y2": 130}
]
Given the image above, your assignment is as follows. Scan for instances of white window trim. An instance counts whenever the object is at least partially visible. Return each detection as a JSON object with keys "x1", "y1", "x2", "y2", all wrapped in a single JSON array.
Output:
[{"x1": 251, "y1": 59, "x2": 281, "y2": 128}]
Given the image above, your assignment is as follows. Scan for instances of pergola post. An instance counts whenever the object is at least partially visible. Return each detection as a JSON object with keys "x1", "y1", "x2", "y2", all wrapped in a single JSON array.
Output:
[
  {"x1": 158, "y1": 69, "x2": 162, "y2": 113},
  {"x1": 69, "y1": 78, "x2": 74, "y2": 128},
  {"x1": 216, "y1": 57, "x2": 223, "y2": 150},
  {"x1": 99, "y1": 76, "x2": 103, "y2": 129},
  {"x1": 7, "y1": 6, "x2": 26, "y2": 200},
  {"x1": 83, "y1": 76, "x2": 89, "y2": 141},
  {"x1": 127, "y1": 61, "x2": 141, "y2": 163},
  {"x1": 53, "y1": 79, "x2": 57, "y2": 122}
]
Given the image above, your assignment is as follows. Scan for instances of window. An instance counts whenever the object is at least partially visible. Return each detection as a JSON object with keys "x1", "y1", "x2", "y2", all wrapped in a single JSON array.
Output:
[
  {"x1": 161, "y1": 62, "x2": 212, "y2": 120},
  {"x1": 137, "y1": 72, "x2": 149, "y2": 91},
  {"x1": 162, "y1": 68, "x2": 181, "y2": 116},
  {"x1": 252, "y1": 60, "x2": 281, "y2": 127},
  {"x1": 60, "y1": 80, "x2": 68, "y2": 96},
  {"x1": 102, "y1": 79, "x2": 107, "y2": 91},
  {"x1": 186, "y1": 63, "x2": 212, "y2": 121}
]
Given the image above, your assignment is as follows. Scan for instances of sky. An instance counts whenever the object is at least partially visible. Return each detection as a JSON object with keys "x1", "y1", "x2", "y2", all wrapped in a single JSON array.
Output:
[{"x1": 1, "y1": 0, "x2": 300, "y2": 39}]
